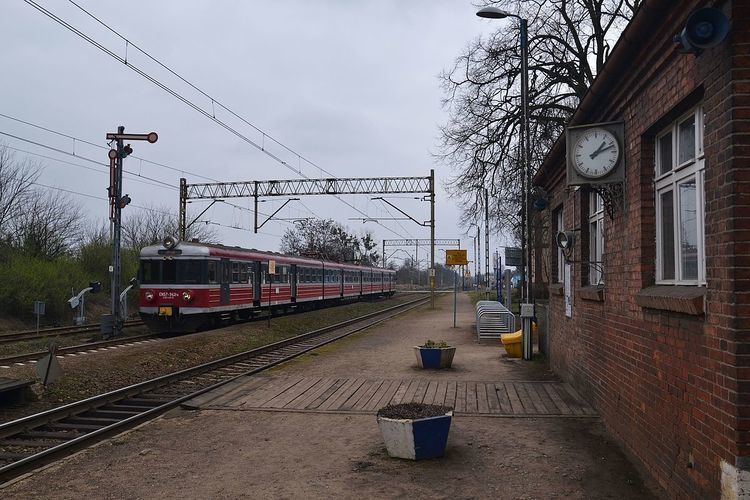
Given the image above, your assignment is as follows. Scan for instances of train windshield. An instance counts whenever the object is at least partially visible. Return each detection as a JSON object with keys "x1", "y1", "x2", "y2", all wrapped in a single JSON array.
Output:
[
  {"x1": 141, "y1": 260, "x2": 159, "y2": 284},
  {"x1": 140, "y1": 259, "x2": 205, "y2": 284}
]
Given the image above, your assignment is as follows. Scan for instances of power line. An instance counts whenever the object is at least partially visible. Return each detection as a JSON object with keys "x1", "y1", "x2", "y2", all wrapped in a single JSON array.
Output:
[
  {"x1": 24, "y1": 0, "x2": 413, "y2": 240},
  {"x1": 0, "y1": 112, "x2": 263, "y2": 217},
  {"x1": 0, "y1": 130, "x2": 287, "y2": 224},
  {"x1": 0, "y1": 111, "x2": 219, "y2": 183},
  {"x1": 0, "y1": 130, "x2": 175, "y2": 190},
  {"x1": 30, "y1": 179, "x2": 285, "y2": 238},
  {"x1": 3, "y1": 144, "x2": 175, "y2": 192}
]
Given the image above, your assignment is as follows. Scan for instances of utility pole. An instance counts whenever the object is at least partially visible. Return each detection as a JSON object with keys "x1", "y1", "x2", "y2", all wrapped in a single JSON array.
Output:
[
  {"x1": 430, "y1": 169, "x2": 436, "y2": 309},
  {"x1": 485, "y1": 188, "x2": 490, "y2": 298},
  {"x1": 109, "y1": 127, "x2": 124, "y2": 338},
  {"x1": 179, "y1": 178, "x2": 187, "y2": 241},
  {"x1": 105, "y1": 127, "x2": 157, "y2": 338},
  {"x1": 476, "y1": 223, "x2": 481, "y2": 290}
]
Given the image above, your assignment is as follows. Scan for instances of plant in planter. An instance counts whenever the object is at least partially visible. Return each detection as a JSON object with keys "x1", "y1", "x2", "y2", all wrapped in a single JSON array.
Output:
[
  {"x1": 376, "y1": 402, "x2": 454, "y2": 460},
  {"x1": 414, "y1": 339, "x2": 456, "y2": 369}
]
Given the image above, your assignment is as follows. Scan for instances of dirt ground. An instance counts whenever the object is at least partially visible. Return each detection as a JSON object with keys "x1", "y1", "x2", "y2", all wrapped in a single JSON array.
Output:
[{"x1": 1, "y1": 293, "x2": 659, "y2": 499}]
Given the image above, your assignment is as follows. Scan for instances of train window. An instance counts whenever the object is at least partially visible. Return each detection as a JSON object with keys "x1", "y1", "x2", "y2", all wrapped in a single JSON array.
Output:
[
  {"x1": 240, "y1": 263, "x2": 248, "y2": 283},
  {"x1": 231, "y1": 262, "x2": 240, "y2": 283},
  {"x1": 162, "y1": 260, "x2": 177, "y2": 283},
  {"x1": 207, "y1": 261, "x2": 218, "y2": 284},
  {"x1": 141, "y1": 260, "x2": 159, "y2": 284},
  {"x1": 260, "y1": 263, "x2": 268, "y2": 285},
  {"x1": 179, "y1": 260, "x2": 203, "y2": 284}
]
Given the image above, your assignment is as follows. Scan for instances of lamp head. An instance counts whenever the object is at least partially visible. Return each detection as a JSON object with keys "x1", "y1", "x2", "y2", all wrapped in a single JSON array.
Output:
[{"x1": 476, "y1": 7, "x2": 512, "y2": 19}]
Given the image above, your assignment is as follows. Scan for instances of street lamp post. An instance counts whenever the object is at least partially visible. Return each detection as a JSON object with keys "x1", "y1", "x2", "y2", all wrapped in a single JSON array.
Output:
[{"x1": 477, "y1": 7, "x2": 533, "y2": 360}]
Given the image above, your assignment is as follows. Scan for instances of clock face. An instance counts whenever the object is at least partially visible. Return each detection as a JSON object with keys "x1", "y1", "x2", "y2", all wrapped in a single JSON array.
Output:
[{"x1": 572, "y1": 127, "x2": 620, "y2": 178}]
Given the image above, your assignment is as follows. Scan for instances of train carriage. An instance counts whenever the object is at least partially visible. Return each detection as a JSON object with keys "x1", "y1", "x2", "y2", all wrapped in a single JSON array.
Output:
[{"x1": 139, "y1": 240, "x2": 395, "y2": 333}]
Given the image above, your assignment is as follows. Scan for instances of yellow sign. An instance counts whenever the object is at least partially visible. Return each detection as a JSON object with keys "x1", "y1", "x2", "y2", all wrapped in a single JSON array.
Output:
[
  {"x1": 158, "y1": 306, "x2": 173, "y2": 316},
  {"x1": 268, "y1": 259, "x2": 276, "y2": 274},
  {"x1": 445, "y1": 249, "x2": 468, "y2": 266}
]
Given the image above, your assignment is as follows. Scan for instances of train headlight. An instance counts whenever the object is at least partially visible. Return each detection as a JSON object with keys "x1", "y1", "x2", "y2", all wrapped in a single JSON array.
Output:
[
  {"x1": 144, "y1": 291, "x2": 154, "y2": 302},
  {"x1": 182, "y1": 290, "x2": 193, "y2": 302}
]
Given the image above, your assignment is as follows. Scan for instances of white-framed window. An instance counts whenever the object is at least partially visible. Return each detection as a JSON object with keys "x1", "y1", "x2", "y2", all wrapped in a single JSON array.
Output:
[
  {"x1": 555, "y1": 208, "x2": 564, "y2": 283},
  {"x1": 655, "y1": 105, "x2": 705, "y2": 285},
  {"x1": 588, "y1": 192, "x2": 605, "y2": 285}
]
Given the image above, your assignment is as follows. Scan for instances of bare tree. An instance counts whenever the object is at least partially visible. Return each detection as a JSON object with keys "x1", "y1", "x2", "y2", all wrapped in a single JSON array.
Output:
[
  {"x1": 439, "y1": 0, "x2": 639, "y2": 236},
  {"x1": 11, "y1": 189, "x2": 84, "y2": 259},
  {"x1": 280, "y1": 219, "x2": 366, "y2": 263},
  {"x1": 122, "y1": 205, "x2": 217, "y2": 251},
  {"x1": 0, "y1": 144, "x2": 41, "y2": 238}
]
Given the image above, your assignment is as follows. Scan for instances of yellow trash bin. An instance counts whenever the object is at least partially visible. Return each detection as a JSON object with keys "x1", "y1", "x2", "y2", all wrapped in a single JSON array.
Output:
[{"x1": 500, "y1": 330, "x2": 522, "y2": 358}]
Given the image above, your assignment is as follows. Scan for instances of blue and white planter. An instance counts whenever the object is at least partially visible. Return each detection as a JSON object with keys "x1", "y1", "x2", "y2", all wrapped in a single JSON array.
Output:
[
  {"x1": 377, "y1": 411, "x2": 453, "y2": 460},
  {"x1": 414, "y1": 346, "x2": 456, "y2": 369}
]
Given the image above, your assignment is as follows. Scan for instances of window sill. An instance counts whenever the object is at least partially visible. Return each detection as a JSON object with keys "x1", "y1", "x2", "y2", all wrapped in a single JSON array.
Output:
[
  {"x1": 578, "y1": 285, "x2": 604, "y2": 302},
  {"x1": 549, "y1": 283, "x2": 563, "y2": 296},
  {"x1": 635, "y1": 285, "x2": 706, "y2": 315}
]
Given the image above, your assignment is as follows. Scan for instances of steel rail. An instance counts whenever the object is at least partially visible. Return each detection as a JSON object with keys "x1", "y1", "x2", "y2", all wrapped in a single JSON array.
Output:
[
  {"x1": 0, "y1": 320, "x2": 144, "y2": 345},
  {"x1": 0, "y1": 295, "x2": 429, "y2": 482},
  {"x1": 0, "y1": 333, "x2": 159, "y2": 365}
]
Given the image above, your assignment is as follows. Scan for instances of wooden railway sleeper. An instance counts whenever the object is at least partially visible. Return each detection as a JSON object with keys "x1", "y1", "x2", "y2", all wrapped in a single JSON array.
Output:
[
  {"x1": 46, "y1": 423, "x2": 106, "y2": 431},
  {"x1": 63, "y1": 416, "x2": 123, "y2": 426},
  {"x1": 18, "y1": 430, "x2": 84, "y2": 440},
  {"x1": 0, "y1": 439, "x2": 62, "y2": 448}
]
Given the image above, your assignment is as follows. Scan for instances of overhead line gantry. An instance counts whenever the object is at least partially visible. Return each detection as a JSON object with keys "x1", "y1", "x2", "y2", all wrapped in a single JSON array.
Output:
[{"x1": 178, "y1": 170, "x2": 437, "y2": 307}]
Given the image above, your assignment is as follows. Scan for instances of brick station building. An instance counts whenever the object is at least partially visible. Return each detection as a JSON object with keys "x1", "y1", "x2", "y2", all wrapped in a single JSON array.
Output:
[{"x1": 533, "y1": 0, "x2": 749, "y2": 497}]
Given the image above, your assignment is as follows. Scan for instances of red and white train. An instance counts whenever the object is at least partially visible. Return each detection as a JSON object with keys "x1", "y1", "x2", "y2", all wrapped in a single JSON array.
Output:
[{"x1": 138, "y1": 239, "x2": 396, "y2": 333}]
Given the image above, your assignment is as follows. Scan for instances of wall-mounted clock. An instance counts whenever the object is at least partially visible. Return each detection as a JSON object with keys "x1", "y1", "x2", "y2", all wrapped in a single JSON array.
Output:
[{"x1": 566, "y1": 121, "x2": 625, "y2": 186}]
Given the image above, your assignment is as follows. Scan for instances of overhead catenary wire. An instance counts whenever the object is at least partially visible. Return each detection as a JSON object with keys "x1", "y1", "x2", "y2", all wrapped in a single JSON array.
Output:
[
  {"x1": 3, "y1": 144, "x2": 176, "y2": 192},
  {"x1": 0, "y1": 130, "x2": 175, "y2": 190},
  {"x1": 0, "y1": 111, "x2": 219, "y2": 183},
  {"x1": 0, "y1": 129, "x2": 287, "y2": 223},
  {"x1": 24, "y1": 0, "x2": 413, "y2": 240},
  {"x1": 28, "y1": 180, "x2": 285, "y2": 238}
]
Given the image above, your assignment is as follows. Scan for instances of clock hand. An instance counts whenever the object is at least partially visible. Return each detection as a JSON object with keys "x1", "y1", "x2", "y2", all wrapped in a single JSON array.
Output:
[
  {"x1": 590, "y1": 143, "x2": 615, "y2": 159},
  {"x1": 589, "y1": 141, "x2": 607, "y2": 159}
]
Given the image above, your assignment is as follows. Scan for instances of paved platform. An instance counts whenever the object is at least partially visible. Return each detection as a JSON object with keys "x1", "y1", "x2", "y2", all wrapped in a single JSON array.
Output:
[{"x1": 1, "y1": 292, "x2": 657, "y2": 499}]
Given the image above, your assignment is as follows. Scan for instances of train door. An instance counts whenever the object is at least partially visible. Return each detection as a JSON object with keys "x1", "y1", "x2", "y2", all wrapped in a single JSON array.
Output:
[
  {"x1": 359, "y1": 271, "x2": 363, "y2": 295},
  {"x1": 253, "y1": 261, "x2": 261, "y2": 304},
  {"x1": 340, "y1": 270, "x2": 344, "y2": 297},
  {"x1": 220, "y1": 258, "x2": 231, "y2": 305},
  {"x1": 291, "y1": 264, "x2": 297, "y2": 301}
]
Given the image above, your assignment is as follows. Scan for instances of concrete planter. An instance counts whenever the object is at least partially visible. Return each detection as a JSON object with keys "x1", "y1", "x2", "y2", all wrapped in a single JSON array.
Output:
[
  {"x1": 377, "y1": 411, "x2": 453, "y2": 460},
  {"x1": 414, "y1": 346, "x2": 455, "y2": 369}
]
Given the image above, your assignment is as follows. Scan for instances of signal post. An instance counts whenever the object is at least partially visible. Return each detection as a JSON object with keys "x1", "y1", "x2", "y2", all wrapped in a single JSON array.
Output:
[{"x1": 103, "y1": 127, "x2": 157, "y2": 337}]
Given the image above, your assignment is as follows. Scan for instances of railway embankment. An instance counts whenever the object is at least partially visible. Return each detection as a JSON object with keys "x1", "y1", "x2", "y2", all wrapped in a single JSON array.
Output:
[{"x1": 0, "y1": 294, "x2": 416, "y2": 424}]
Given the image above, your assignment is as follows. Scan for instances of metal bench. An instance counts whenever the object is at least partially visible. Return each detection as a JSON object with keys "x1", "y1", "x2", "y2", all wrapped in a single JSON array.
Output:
[{"x1": 475, "y1": 300, "x2": 516, "y2": 341}]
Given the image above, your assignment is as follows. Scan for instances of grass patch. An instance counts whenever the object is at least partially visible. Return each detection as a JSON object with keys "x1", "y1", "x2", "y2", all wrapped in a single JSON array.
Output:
[{"x1": 467, "y1": 290, "x2": 498, "y2": 304}]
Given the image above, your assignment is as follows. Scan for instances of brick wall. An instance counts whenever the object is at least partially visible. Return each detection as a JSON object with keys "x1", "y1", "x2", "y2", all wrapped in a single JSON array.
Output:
[{"x1": 538, "y1": 1, "x2": 750, "y2": 497}]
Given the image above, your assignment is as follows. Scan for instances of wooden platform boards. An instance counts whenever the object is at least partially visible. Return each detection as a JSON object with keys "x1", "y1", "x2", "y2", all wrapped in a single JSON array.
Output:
[{"x1": 184, "y1": 376, "x2": 597, "y2": 417}]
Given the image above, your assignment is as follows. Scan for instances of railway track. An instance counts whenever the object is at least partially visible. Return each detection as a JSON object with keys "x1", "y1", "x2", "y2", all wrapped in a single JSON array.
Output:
[
  {"x1": 0, "y1": 333, "x2": 160, "y2": 366},
  {"x1": 0, "y1": 294, "x2": 429, "y2": 483},
  {"x1": 0, "y1": 320, "x2": 144, "y2": 345}
]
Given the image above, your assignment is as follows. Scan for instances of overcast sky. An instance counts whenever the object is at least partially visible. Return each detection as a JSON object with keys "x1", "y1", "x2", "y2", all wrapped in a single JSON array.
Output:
[{"x1": 1, "y1": 0, "x2": 511, "y2": 271}]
